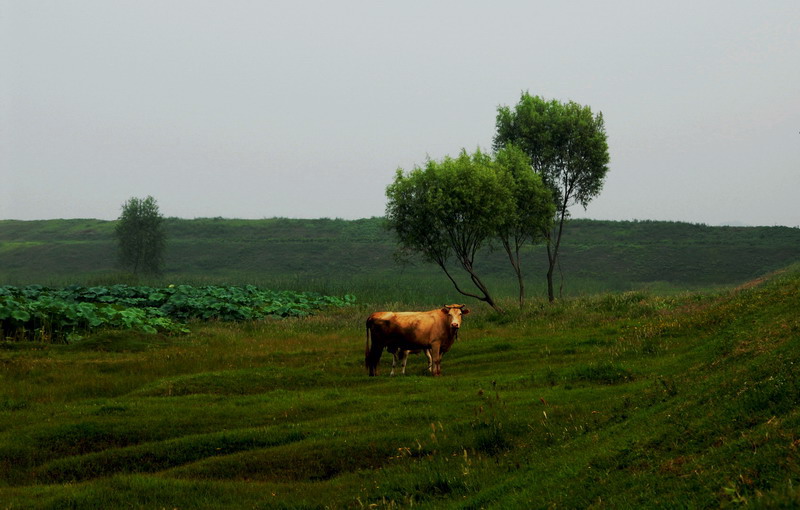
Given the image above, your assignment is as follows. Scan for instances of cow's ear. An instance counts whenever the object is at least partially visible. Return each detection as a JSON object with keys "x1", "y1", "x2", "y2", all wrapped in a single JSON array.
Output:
[
  {"x1": 461, "y1": 307, "x2": 470, "y2": 315},
  {"x1": 441, "y1": 306, "x2": 450, "y2": 313}
]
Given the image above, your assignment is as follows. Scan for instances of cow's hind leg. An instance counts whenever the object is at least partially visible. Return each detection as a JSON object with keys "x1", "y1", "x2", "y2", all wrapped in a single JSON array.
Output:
[
  {"x1": 390, "y1": 350, "x2": 410, "y2": 376},
  {"x1": 400, "y1": 350, "x2": 410, "y2": 375},
  {"x1": 367, "y1": 345, "x2": 383, "y2": 376}
]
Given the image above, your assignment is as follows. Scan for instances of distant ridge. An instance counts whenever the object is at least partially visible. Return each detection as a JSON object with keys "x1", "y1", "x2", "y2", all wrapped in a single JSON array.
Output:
[{"x1": 2, "y1": 217, "x2": 799, "y2": 301}]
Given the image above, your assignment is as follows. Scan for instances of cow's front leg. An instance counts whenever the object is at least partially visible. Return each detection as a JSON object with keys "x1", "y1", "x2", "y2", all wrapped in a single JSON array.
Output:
[
  {"x1": 430, "y1": 345, "x2": 442, "y2": 376},
  {"x1": 424, "y1": 350, "x2": 433, "y2": 373}
]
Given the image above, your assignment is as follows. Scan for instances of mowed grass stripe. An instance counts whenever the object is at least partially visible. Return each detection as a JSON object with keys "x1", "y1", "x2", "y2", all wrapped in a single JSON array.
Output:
[{"x1": 32, "y1": 427, "x2": 307, "y2": 484}]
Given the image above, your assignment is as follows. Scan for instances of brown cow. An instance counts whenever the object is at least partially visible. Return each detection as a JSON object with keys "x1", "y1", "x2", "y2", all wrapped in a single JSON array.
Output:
[{"x1": 365, "y1": 304, "x2": 470, "y2": 376}]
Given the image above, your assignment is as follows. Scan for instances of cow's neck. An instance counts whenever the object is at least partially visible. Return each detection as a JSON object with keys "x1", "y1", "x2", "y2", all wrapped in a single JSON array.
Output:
[{"x1": 441, "y1": 325, "x2": 459, "y2": 351}]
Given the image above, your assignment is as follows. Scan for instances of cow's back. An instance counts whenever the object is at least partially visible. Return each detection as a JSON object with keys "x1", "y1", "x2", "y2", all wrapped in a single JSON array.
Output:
[{"x1": 367, "y1": 310, "x2": 444, "y2": 349}]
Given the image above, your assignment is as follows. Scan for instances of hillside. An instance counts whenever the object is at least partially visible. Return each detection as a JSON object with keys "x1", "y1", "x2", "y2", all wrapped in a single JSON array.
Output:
[
  {"x1": 0, "y1": 263, "x2": 798, "y2": 507},
  {"x1": 1, "y1": 217, "x2": 799, "y2": 301}
]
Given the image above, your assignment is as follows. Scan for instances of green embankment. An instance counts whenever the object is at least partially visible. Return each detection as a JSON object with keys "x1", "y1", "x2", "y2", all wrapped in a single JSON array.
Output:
[
  {"x1": 0, "y1": 264, "x2": 798, "y2": 507},
  {"x1": 2, "y1": 217, "x2": 799, "y2": 302}
]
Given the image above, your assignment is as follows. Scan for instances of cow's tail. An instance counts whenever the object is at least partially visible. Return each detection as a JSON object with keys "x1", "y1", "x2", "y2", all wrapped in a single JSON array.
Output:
[{"x1": 365, "y1": 317, "x2": 372, "y2": 371}]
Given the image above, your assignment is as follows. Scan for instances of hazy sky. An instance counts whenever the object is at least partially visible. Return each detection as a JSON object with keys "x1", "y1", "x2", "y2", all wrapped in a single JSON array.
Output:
[{"x1": 2, "y1": 1, "x2": 799, "y2": 226}]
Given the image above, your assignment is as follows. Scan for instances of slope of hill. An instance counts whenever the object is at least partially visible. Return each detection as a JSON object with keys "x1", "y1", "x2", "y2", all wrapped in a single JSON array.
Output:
[
  {"x1": 1, "y1": 217, "x2": 799, "y2": 301},
  {"x1": 0, "y1": 263, "x2": 798, "y2": 507}
]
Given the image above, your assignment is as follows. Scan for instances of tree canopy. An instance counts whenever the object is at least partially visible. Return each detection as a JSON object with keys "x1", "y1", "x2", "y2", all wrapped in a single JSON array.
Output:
[
  {"x1": 114, "y1": 196, "x2": 166, "y2": 276},
  {"x1": 494, "y1": 93, "x2": 609, "y2": 301},
  {"x1": 385, "y1": 148, "x2": 552, "y2": 311}
]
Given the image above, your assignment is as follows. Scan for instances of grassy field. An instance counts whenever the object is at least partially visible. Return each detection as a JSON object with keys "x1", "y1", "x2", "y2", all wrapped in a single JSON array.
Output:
[
  {"x1": 3, "y1": 218, "x2": 800, "y2": 301},
  {"x1": 1, "y1": 263, "x2": 798, "y2": 508}
]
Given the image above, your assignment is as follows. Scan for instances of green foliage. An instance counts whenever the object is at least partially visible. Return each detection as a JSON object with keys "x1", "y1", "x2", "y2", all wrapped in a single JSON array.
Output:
[
  {"x1": 494, "y1": 144, "x2": 555, "y2": 239},
  {"x1": 386, "y1": 149, "x2": 514, "y2": 264},
  {"x1": 0, "y1": 284, "x2": 355, "y2": 342},
  {"x1": 494, "y1": 144, "x2": 555, "y2": 304},
  {"x1": 495, "y1": 92, "x2": 610, "y2": 301},
  {"x1": 0, "y1": 290, "x2": 184, "y2": 340},
  {"x1": 386, "y1": 148, "x2": 543, "y2": 311},
  {"x1": 115, "y1": 196, "x2": 166, "y2": 276},
  {"x1": 494, "y1": 93, "x2": 610, "y2": 209}
]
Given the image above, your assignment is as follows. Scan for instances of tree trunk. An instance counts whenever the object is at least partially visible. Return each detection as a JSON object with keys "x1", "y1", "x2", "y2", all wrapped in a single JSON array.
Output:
[
  {"x1": 439, "y1": 263, "x2": 504, "y2": 313},
  {"x1": 468, "y1": 270, "x2": 504, "y2": 313},
  {"x1": 502, "y1": 240, "x2": 525, "y2": 307},
  {"x1": 546, "y1": 246, "x2": 556, "y2": 303},
  {"x1": 546, "y1": 194, "x2": 570, "y2": 303}
]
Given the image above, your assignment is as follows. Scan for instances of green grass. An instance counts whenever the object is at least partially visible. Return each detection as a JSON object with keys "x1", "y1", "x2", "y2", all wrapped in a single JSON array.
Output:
[
  {"x1": 1, "y1": 265, "x2": 799, "y2": 507},
  {"x1": 3, "y1": 218, "x2": 800, "y2": 300}
]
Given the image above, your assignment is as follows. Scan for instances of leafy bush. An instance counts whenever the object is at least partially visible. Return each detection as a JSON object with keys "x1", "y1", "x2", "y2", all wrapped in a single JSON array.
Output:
[{"x1": 0, "y1": 284, "x2": 354, "y2": 342}]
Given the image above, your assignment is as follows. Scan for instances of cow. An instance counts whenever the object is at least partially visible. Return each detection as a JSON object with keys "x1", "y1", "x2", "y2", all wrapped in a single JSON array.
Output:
[
  {"x1": 365, "y1": 304, "x2": 470, "y2": 376},
  {"x1": 388, "y1": 347, "x2": 432, "y2": 376}
]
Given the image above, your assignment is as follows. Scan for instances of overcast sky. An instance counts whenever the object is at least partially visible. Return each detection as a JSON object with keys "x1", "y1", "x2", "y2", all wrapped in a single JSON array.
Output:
[{"x1": 2, "y1": 1, "x2": 799, "y2": 226}]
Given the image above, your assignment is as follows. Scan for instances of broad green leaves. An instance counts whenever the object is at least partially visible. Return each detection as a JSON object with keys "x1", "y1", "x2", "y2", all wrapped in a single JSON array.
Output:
[{"x1": 0, "y1": 285, "x2": 355, "y2": 342}]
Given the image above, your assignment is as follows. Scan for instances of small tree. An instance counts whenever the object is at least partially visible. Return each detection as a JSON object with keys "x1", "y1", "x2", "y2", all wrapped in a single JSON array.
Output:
[
  {"x1": 494, "y1": 144, "x2": 555, "y2": 306},
  {"x1": 114, "y1": 196, "x2": 166, "y2": 276},
  {"x1": 386, "y1": 149, "x2": 514, "y2": 312},
  {"x1": 494, "y1": 93, "x2": 610, "y2": 301}
]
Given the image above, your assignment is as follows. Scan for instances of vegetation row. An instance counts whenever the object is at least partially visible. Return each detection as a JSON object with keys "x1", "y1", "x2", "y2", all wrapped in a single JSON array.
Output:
[{"x1": 0, "y1": 284, "x2": 355, "y2": 342}]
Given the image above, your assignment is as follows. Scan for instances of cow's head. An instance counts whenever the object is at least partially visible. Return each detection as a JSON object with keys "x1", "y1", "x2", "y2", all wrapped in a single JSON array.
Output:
[{"x1": 442, "y1": 304, "x2": 470, "y2": 330}]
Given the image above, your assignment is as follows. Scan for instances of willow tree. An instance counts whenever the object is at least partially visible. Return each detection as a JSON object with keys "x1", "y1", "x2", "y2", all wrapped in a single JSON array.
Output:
[
  {"x1": 114, "y1": 196, "x2": 166, "y2": 276},
  {"x1": 494, "y1": 144, "x2": 555, "y2": 306},
  {"x1": 494, "y1": 93, "x2": 610, "y2": 301},
  {"x1": 385, "y1": 149, "x2": 514, "y2": 312}
]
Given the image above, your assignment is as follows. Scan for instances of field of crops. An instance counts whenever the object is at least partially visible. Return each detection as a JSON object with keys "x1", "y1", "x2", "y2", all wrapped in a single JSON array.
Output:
[{"x1": 0, "y1": 284, "x2": 355, "y2": 341}]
